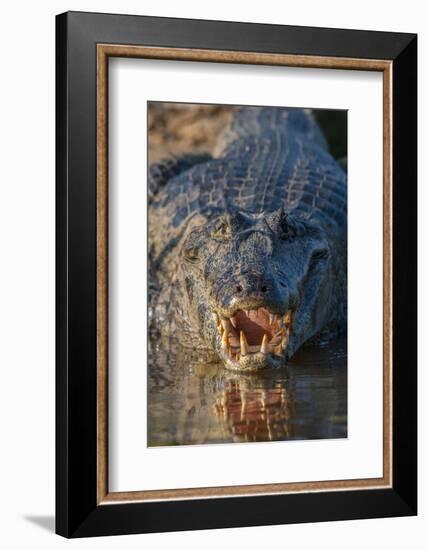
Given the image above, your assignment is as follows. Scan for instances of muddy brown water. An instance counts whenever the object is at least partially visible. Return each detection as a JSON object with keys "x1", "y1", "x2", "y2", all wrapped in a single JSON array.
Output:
[{"x1": 148, "y1": 336, "x2": 347, "y2": 446}]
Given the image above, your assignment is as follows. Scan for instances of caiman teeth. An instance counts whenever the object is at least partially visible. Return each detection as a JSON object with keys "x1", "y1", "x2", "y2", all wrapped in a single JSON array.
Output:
[
  {"x1": 214, "y1": 307, "x2": 294, "y2": 364},
  {"x1": 279, "y1": 334, "x2": 288, "y2": 353},
  {"x1": 284, "y1": 311, "x2": 293, "y2": 327},
  {"x1": 260, "y1": 333, "x2": 269, "y2": 354},
  {"x1": 221, "y1": 330, "x2": 229, "y2": 352},
  {"x1": 221, "y1": 318, "x2": 230, "y2": 333},
  {"x1": 240, "y1": 330, "x2": 249, "y2": 356}
]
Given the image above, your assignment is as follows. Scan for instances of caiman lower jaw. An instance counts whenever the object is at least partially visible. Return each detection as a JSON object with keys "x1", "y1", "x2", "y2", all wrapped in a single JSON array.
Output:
[{"x1": 213, "y1": 307, "x2": 293, "y2": 371}]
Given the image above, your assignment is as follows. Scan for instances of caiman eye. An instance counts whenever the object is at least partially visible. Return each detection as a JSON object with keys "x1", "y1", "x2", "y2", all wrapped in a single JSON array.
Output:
[
  {"x1": 279, "y1": 217, "x2": 297, "y2": 240},
  {"x1": 311, "y1": 248, "x2": 330, "y2": 261},
  {"x1": 183, "y1": 246, "x2": 200, "y2": 263},
  {"x1": 279, "y1": 214, "x2": 306, "y2": 240},
  {"x1": 212, "y1": 218, "x2": 232, "y2": 241}
]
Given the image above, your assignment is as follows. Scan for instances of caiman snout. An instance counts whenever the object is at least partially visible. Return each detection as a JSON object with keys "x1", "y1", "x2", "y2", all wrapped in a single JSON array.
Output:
[
  {"x1": 219, "y1": 270, "x2": 291, "y2": 316},
  {"x1": 235, "y1": 273, "x2": 270, "y2": 295}
]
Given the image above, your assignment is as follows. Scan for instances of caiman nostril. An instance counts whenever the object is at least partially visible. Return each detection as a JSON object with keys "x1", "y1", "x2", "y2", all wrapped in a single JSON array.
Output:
[
  {"x1": 261, "y1": 285, "x2": 268, "y2": 293},
  {"x1": 236, "y1": 284, "x2": 243, "y2": 293}
]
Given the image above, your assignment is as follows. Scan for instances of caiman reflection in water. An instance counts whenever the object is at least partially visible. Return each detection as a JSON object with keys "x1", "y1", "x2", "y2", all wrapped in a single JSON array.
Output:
[{"x1": 148, "y1": 336, "x2": 347, "y2": 446}]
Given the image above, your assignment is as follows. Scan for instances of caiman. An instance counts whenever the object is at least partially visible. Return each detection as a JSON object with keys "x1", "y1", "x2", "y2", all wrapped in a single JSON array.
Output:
[{"x1": 148, "y1": 106, "x2": 347, "y2": 371}]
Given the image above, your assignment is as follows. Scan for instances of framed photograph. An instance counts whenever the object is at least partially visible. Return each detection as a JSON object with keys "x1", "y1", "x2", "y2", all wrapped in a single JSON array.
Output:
[{"x1": 56, "y1": 11, "x2": 417, "y2": 537}]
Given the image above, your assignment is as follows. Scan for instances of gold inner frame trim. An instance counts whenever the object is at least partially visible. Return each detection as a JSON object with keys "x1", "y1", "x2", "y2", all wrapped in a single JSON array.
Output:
[{"x1": 96, "y1": 44, "x2": 393, "y2": 505}]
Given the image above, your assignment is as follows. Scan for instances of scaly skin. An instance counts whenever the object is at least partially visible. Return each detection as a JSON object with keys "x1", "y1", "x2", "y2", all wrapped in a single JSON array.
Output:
[{"x1": 148, "y1": 107, "x2": 347, "y2": 371}]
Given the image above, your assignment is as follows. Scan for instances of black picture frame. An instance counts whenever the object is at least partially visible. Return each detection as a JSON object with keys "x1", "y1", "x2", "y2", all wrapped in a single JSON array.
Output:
[{"x1": 56, "y1": 11, "x2": 417, "y2": 538}]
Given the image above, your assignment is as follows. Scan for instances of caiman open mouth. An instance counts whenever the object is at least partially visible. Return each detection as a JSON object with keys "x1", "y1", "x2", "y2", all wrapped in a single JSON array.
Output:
[{"x1": 213, "y1": 307, "x2": 293, "y2": 371}]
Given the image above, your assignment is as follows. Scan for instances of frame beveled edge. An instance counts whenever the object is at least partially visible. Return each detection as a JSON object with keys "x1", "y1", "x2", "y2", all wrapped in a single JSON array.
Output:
[{"x1": 96, "y1": 44, "x2": 393, "y2": 505}]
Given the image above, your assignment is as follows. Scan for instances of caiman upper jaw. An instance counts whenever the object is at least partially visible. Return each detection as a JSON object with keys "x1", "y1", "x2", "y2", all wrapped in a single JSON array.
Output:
[{"x1": 213, "y1": 307, "x2": 293, "y2": 371}]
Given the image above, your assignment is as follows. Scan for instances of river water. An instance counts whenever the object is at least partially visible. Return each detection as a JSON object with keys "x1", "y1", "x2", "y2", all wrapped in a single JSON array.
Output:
[{"x1": 148, "y1": 336, "x2": 347, "y2": 446}]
